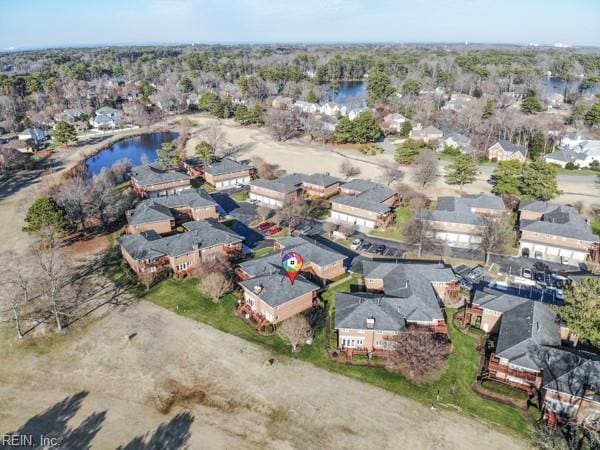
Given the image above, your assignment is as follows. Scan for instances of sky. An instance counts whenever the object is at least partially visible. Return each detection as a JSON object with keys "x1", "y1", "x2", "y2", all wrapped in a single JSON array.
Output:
[{"x1": 0, "y1": 0, "x2": 599, "y2": 49}]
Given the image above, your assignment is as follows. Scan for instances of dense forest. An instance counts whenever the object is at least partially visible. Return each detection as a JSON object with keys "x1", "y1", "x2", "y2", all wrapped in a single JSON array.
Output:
[{"x1": 1, "y1": 43, "x2": 599, "y2": 153}]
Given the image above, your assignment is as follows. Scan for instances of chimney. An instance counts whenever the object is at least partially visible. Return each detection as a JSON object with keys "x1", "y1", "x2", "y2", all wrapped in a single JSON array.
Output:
[
  {"x1": 366, "y1": 317, "x2": 375, "y2": 329},
  {"x1": 253, "y1": 285, "x2": 263, "y2": 294}
]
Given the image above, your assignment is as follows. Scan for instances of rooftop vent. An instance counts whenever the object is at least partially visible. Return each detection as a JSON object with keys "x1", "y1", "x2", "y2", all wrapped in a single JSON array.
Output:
[
  {"x1": 366, "y1": 317, "x2": 375, "y2": 329},
  {"x1": 253, "y1": 285, "x2": 263, "y2": 294}
]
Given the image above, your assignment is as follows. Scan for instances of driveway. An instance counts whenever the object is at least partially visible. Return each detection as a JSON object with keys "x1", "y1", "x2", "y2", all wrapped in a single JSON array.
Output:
[{"x1": 210, "y1": 192, "x2": 259, "y2": 225}]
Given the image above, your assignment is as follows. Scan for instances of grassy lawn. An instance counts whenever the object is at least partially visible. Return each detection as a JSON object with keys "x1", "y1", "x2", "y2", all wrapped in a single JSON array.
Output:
[
  {"x1": 368, "y1": 206, "x2": 413, "y2": 242},
  {"x1": 252, "y1": 246, "x2": 276, "y2": 258},
  {"x1": 481, "y1": 380, "x2": 529, "y2": 402},
  {"x1": 145, "y1": 277, "x2": 531, "y2": 439},
  {"x1": 592, "y1": 219, "x2": 600, "y2": 237},
  {"x1": 231, "y1": 191, "x2": 249, "y2": 202}
]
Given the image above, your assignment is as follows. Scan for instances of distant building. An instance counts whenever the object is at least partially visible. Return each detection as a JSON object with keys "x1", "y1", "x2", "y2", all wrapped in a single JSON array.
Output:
[
  {"x1": 409, "y1": 125, "x2": 443, "y2": 143},
  {"x1": 130, "y1": 164, "x2": 192, "y2": 198},
  {"x1": 125, "y1": 189, "x2": 219, "y2": 234},
  {"x1": 90, "y1": 106, "x2": 123, "y2": 129},
  {"x1": 487, "y1": 140, "x2": 527, "y2": 162},
  {"x1": 17, "y1": 128, "x2": 48, "y2": 151},
  {"x1": 437, "y1": 131, "x2": 473, "y2": 154},
  {"x1": 271, "y1": 96, "x2": 294, "y2": 110},
  {"x1": 518, "y1": 201, "x2": 599, "y2": 265},
  {"x1": 441, "y1": 93, "x2": 475, "y2": 112},
  {"x1": 544, "y1": 137, "x2": 600, "y2": 168},
  {"x1": 383, "y1": 113, "x2": 408, "y2": 133},
  {"x1": 329, "y1": 180, "x2": 398, "y2": 230},
  {"x1": 202, "y1": 158, "x2": 254, "y2": 190},
  {"x1": 249, "y1": 172, "x2": 340, "y2": 207},
  {"x1": 418, "y1": 194, "x2": 506, "y2": 248}
]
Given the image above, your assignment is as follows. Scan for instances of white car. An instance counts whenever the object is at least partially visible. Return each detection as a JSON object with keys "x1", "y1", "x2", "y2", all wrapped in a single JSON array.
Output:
[
  {"x1": 350, "y1": 238, "x2": 363, "y2": 250},
  {"x1": 248, "y1": 199, "x2": 258, "y2": 205}
]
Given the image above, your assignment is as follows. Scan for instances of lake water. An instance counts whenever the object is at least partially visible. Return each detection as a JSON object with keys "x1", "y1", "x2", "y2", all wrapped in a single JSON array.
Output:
[
  {"x1": 323, "y1": 81, "x2": 368, "y2": 108},
  {"x1": 85, "y1": 132, "x2": 178, "y2": 175},
  {"x1": 538, "y1": 77, "x2": 600, "y2": 96}
]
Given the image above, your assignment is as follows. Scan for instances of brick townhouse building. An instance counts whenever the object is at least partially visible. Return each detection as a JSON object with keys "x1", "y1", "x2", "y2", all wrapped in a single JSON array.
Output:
[{"x1": 130, "y1": 164, "x2": 192, "y2": 198}]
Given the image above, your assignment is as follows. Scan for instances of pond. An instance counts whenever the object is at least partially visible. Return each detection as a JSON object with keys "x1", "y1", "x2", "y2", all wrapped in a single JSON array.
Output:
[
  {"x1": 85, "y1": 131, "x2": 178, "y2": 175},
  {"x1": 323, "y1": 81, "x2": 368, "y2": 108},
  {"x1": 538, "y1": 77, "x2": 600, "y2": 96}
]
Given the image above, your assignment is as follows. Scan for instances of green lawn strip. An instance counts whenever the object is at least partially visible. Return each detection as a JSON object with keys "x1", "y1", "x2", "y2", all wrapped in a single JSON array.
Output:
[
  {"x1": 231, "y1": 191, "x2": 249, "y2": 201},
  {"x1": 252, "y1": 246, "x2": 276, "y2": 258},
  {"x1": 368, "y1": 206, "x2": 413, "y2": 242},
  {"x1": 481, "y1": 380, "x2": 529, "y2": 402},
  {"x1": 146, "y1": 277, "x2": 530, "y2": 439}
]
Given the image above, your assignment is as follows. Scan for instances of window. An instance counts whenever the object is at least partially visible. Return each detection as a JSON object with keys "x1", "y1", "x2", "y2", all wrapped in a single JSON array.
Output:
[{"x1": 176, "y1": 261, "x2": 191, "y2": 271}]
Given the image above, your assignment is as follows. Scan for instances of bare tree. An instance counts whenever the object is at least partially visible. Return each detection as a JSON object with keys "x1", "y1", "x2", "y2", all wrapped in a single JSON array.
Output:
[
  {"x1": 139, "y1": 270, "x2": 157, "y2": 293},
  {"x1": 404, "y1": 212, "x2": 435, "y2": 257},
  {"x1": 322, "y1": 222, "x2": 338, "y2": 237},
  {"x1": 256, "y1": 206, "x2": 272, "y2": 221},
  {"x1": 265, "y1": 109, "x2": 300, "y2": 142},
  {"x1": 380, "y1": 165, "x2": 405, "y2": 186},
  {"x1": 250, "y1": 156, "x2": 285, "y2": 180},
  {"x1": 56, "y1": 176, "x2": 93, "y2": 230},
  {"x1": 413, "y1": 150, "x2": 439, "y2": 188},
  {"x1": 339, "y1": 160, "x2": 361, "y2": 180},
  {"x1": 479, "y1": 214, "x2": 513, "y2": 264},
  {"x1": 202, "y1": 121, "x2": 226, "y2": 156},
  {"x1": 338, "y1": 223, "x2": 355, "y2": 238},
  {"x1": 90, "y1": 170, "x2": 132, "y2": 227},
  {"x1": 385, "y1": 330, "x2": 450, "y2": 380},
  {"x1": 200, "y1": 271, "x2": 233, "y2": 304},
  {"x1": 274, "y1": 198, "x2": 308, "y2": 233},
  {"x1": 32, "y1": 244, "x2": 73, "y2": 332},
  {"x1": 0, "y1": 253, "x2": 37, "y2": 338},
  {"x1": 277, "y1": 315, "x2": 312, "y2": 352}
]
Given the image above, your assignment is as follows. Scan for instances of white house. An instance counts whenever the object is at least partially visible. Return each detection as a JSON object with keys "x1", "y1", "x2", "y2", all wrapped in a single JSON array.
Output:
[
  {"x1": 293, "y1": 101, "x2": 320, "y2": 114},
  {"x1": 383, "y1": 113, "x2": 407, "y2": 132},
  {"x1": 90, "y1": 107, "x2": 123, "y2": 129},
  {"x1": 544, "y1": 140, "x2": 600, "y2": 168}
]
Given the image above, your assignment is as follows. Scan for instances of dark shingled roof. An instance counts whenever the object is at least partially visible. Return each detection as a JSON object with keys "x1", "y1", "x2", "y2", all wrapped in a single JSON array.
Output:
[
  {"x1": 332, "y1": 180, "x2": 395, "y2": 214},
  {"x1": 204, "y1": 158, "x2": 252, "y2": 176},
  {"x1": 118, "y1": 218, "x2": 243, "y2": 259},
  {"x1": 238, "y1": 272, "x2": 318, "y2": 307},
  {"x1": 540, "y1": 351, "x2": 600, "y2": 400},
  {"x1": 421, "y1": 194, "x2": 505, "y2": 226},
  {"x1": 472, "y1": 290, "x2": 530, "y2": 313},
  {"x1": 127, "y1": 189, "x2": 217, "y2": 226},
  {"x1": 494, "y1": 139, "x2": 528, "y2": 157},
  {"x1": 494, "y1": 301, "x2": 561, "y2": 371},
  {"x1": 520, "y1": 202, "x2": 597, "y2": 241},
  {"x1": 250, "y1": 178, "x2": 302, "y2": 194},
  {"x1": 131, "y1": 164, "x2": 190, "y2": 187},
  {"x1": 237, "y1": 236, "x2": 346, "y2": 277},
  {"x1": 359, "y1": 261, "x2": 453, "y2": 322}
]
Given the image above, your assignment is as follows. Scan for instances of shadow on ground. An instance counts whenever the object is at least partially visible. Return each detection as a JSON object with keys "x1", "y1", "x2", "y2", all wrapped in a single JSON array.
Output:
[{"x1": 1, "y1": 392, "x2": 194, "y2": 450}]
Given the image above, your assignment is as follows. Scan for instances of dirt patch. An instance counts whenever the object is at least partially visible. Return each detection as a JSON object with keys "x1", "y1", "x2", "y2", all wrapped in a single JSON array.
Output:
[{"x1": 0, "y1": 301, "x2": 526, "y2": 449}]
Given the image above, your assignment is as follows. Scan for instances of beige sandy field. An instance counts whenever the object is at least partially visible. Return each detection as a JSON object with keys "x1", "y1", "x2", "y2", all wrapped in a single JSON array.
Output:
[{"x1": 0, "y1": 301, "x2": 525, "y2": 449}]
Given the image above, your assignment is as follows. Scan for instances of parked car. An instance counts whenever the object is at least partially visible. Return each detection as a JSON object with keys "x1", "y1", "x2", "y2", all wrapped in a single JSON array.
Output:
[
  {"x1": 265, "y1": 226, "x2": 282, "y2": 236},
  {"x1": 458, "y1": 276, "x2": 473, "y2": 291},
  {"x1": 522, "y1": 268, "x2": 532, "y2": 279},
  {"x1": 467, "y1": 267, "x2": 484, "y2": 281},
  {"x1": 298, "y1": 224, "x2": 313, "y2": 235},
  {"x1": 350, "y1": 238, "x2": 363, "y2": 250},
  {"x1": 256, "y1": 221, "x2": 274, "y2": 231},
  {"x1": 375, "y1": 245, "x2": 386, "y2": 255},
  {"x1": 359, "y1": 242, "x2": 372, "y2": 252},
  {"x1": 248, "y1": 198, "x2": 258, "y2": 205},
  {"x1": 555, "y1": 289, "x2": 565, "y2": 300}
]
